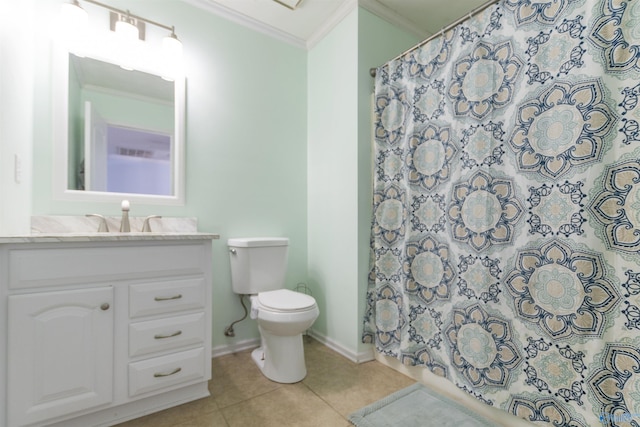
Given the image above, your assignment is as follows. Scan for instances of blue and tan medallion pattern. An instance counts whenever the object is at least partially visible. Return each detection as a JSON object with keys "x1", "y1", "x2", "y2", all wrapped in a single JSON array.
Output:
[
  {"x1": 365, "y1": 2, "x2": 640, "y2": 426},
  {"x1": 375, "y1": 86, "x2": 411, "y2": 146},
  {"x1": 588, "y1": 340, "x2": 640, "y2": 425},
  {"x1": 526, "y1": 181, "x2": 586, "y2": 237},
  {"x1": 508, "y1": 394, "x2": 588, "y2": 427},
  {"x1": 372, "y1": 283, "x2": 405, "y2": 355},
  {"x1": 372, "y1": 184, "x2": 407, "y2": 246},
  {"x1": 589, "y1": 155, "x2": 640, "y2": 261},
  {"x1": 448, "y1": 40, "x2": 523, "y2": 120},
  {"x1": 407, "y1": 305, "x2": 443, "y2": 350},
  {"x1": 371, "y1": 246, "x2": 403, "y2": 284},
  {"x1": 445, "y1": 304, "x2": 522, "y2": 388},
  {"x1": 404, "y1": 235, "x2": 456, "y2": 304},
  {"x1": 509, "y1": 79, "x2": 617, "y2": 179},
  {"x1": 400, "y1": 347, "x2": 448, "y2": 377},
  {"x1": 459, "y1": 4, "x2": 503, "y2": 44},
  {"x1": 523, "y1": 337, "x2": 587, "y2": 405},
  {"x1": 456, "y1": 254, "x2": 502, "y2": 303},
  {"x1": 621, "y1": 269, "x2": 640, "y2": 331},
  {"x1": 620, "y1": 82, "x2": 640, "y2": 145},
  {"x1": 411, "y1": 193, "x2": 446, "y2": 234},
  {"x1": 504, "y1": 239, "x2": 620, "y2": 339},
  {"x1": 504, "y1": 0, "x2": 580, "y2": 26},
  {"x1": 405, "y1": 28, "x2": 456, "y2": 80},
  {"x1": 412, "y1": 80, "x2": 446, "y2": 123},
  {"x1": 459, "y1": 121, "x2": 506, "y2": 169},
  {"x1": 589, "y1": 0, "x2": 640, "y2": 73},
  {"x1": 448, "y1": 170, "x2": 523, "y2": 252},
  {"x1": 525, "y1": 16, "x2": 586, "y2": 84},
  {"x1": 407, "y1": 124, "x2": 456, "y2": 191},
  {"x1": 376, "y1": 147, "x2": 405, "y2": 183}
]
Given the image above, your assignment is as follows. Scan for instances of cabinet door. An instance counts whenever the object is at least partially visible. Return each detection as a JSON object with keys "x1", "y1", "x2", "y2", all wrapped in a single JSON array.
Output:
[{"x1": 7, "y1": 287, "x2": 114, "y2": 427}]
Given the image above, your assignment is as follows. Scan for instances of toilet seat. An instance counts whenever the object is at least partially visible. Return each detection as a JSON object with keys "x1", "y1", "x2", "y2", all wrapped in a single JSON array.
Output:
[{"x1": 257, "y1": 289, "x2": 316, "y2": 312}]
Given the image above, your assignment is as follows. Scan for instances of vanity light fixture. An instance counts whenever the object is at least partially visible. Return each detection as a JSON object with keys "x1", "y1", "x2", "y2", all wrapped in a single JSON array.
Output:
[
  {"x1": 114, "y1": 11, "x2": 139, "y2": 42},
  {"x1": 162, "y1": 27, "x2": 183, "y2": 58},
  {"x1": 272, "y1": 0, "x2": 303, "y2": 10},
  {"x1": 60, "y1": 0, "x2": 88, "y2": 28},
  {"x1": 59, "y1": 0, "x2": 182, "y2": 57}
]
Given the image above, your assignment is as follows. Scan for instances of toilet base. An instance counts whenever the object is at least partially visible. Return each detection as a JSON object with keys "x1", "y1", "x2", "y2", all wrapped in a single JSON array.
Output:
[{"x1": 251, "y1": 332, "x2": 307, "y2": 383}]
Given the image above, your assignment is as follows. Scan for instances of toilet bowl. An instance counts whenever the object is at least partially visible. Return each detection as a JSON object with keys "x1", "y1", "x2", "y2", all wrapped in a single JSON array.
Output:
[
  {"x1": 227, "y1": 237, "x2": 319, "y2": 383},
  {"x1": 250, "y1": 289, "x2": 319, "y2": 383}
]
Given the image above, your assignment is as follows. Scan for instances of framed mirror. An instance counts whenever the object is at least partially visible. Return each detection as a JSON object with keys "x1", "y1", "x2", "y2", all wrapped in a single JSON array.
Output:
[{"x1": 52, "y1": 41, "x2": 185, "y2": 205}]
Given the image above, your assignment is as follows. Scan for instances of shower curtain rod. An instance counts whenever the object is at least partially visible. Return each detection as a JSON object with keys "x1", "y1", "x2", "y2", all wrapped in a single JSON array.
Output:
[{"x1": 369, "y1": 0, "x2": 501, "y2": 77}]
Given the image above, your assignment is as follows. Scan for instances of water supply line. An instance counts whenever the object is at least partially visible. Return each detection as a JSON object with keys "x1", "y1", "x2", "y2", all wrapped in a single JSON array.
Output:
[{"x1": 223, "y1": 294, "x2": 249, "y2": 337}]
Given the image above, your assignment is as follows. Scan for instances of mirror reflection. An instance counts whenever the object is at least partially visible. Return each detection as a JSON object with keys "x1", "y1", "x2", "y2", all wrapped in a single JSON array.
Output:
[{"x1": 67, "y1": 53, "x2": 175, "y2": 196}]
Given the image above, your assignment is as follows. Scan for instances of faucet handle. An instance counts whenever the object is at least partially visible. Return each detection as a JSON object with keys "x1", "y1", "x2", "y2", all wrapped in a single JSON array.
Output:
[
  {"x1": 142, "y1": 215, "x2": 162, "y2": 232},
  {"x1": 86, "y1": 214, "x2": 109, "y2": 232}
]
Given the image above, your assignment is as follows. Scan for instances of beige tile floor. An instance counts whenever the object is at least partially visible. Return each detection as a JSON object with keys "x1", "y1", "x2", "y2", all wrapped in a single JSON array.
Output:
[{"x1": 116, "y1": 337, "x2": 416, "y2": 427}]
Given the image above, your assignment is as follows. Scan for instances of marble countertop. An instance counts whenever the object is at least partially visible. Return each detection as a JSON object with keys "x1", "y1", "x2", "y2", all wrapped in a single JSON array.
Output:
[
  {"x1": 0, "y1": 232, "x2": 220, "y2": 244},
  {"x1": 0, "y1": 215, "x2": 221, "y2": 244}
]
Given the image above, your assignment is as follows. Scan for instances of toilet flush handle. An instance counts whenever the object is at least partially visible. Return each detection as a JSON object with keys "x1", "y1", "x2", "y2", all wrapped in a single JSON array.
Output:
[{"x1": 229, "y1": 248, "x2": 237, "y2": 255}]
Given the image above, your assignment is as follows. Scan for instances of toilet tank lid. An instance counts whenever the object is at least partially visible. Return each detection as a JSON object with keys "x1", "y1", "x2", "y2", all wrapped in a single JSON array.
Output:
[{"x1": 227, "y1": 237, "x2": 289, "y2": 247}]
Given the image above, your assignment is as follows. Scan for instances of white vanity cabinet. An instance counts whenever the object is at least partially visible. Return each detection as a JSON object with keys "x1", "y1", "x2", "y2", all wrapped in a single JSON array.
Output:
[
  {"x1": 0, "y1": 235, "x2": 216, "y2": 427},
  {"x1": 8, "y1": 286, "x2": 115, "y2": 426}
]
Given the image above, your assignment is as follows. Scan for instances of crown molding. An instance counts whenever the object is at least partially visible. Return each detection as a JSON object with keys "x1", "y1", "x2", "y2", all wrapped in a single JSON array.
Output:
[
  {"x1": 181, "y1": 0, "x2": 427, "y2": 51},
  {"x1": 181, "y1": 0, "x2": 307, "y2": 49},
  {"x1": 359, "y1": 0, "x2": 430, "y2": 40},
  {"x1": 306, "y1": 0, "x2": 357, "y2": 50}
]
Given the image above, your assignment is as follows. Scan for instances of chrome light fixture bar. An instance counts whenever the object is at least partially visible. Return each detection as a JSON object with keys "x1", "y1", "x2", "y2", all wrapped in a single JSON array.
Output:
[
  {"x1": 61, "y1": 0, "x2": 181, "y2": 51},
  {"x1": 272, "y1": 0, "x2": 303, "y2": 10}
]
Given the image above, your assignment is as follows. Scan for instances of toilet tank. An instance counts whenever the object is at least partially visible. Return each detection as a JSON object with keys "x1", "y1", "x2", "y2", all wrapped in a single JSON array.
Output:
[{"x1": 228, "y1": 237, "x2": 289, "y2": 294}]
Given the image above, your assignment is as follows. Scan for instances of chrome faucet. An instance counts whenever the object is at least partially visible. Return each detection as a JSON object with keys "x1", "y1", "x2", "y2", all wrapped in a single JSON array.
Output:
[
  {"x1": 86, "y1": 214, "x2": 109, "y2": 232},
  {"x1": 120, "y1": 200, "x2": 131, "y2": 232},
  {"x1": 142, "y1": 215, "x2": 162, "y2": 232}
]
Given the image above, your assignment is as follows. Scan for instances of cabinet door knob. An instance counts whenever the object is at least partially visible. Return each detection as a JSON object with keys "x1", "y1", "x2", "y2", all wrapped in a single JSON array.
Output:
[{"x1": 100, "y1": 303, "x2": 110, "y2": 311}]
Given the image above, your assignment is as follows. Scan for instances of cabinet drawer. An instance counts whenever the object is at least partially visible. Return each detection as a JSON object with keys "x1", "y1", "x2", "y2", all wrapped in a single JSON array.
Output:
[
  {"x1": 128, "y1": 347, "x2": 206, "y2": 397},
  {"x1": 129, "y1": 312, "x2": 205, "y2": 357},
  {"x1": 129, "y1": 277, "x2": 205, "y2": 318},
  {"x1": 8, "y1": 243, "x2": 206, "y2": 290}
]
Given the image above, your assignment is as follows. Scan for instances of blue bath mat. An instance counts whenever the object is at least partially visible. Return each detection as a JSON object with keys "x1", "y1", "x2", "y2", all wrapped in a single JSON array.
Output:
[{"x1": 349, "y1": 383, "x2": 495, "y2": 427}]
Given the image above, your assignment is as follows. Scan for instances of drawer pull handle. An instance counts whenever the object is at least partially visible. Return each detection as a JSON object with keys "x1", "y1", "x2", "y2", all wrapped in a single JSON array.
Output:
[
  {"x1": 154, "y1": 294, "x2": 183, "y2": 302},
  {"x1": 100, "y1": 303, "x2": 110, "y2": 311},
  {"x1": 154, "y1": 330, "x2": 183, "y2": 339},
  {"x1": 154, "y1": 367, "x2": 182, "y2": 378}
]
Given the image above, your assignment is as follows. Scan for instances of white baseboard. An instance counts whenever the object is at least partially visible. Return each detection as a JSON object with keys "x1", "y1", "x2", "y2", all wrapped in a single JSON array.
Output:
[
  {"x1": 307, "y1": 329, "x2": 374, "y2": 363},
  {"x1": 211, "y1": 338, "x2": 260, "y2": 358},
  {"x1": 211, "y1": 331, "x2": 374, "y2": 363}
]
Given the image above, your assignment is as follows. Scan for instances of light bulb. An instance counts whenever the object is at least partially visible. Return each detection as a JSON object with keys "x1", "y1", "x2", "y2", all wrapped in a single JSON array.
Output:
[
  {"x1": 60, "y1": 0, "x2": 88, "y2": 29},
  {"x1": 163, "y1": 31, "x2": 183, "y2": 59},
  {"x1": 57, "y1": 0, "x2": 88, "y2": 47},
  {"x1": 115, "y1": 18, "x2": 139, "y2": 41}
]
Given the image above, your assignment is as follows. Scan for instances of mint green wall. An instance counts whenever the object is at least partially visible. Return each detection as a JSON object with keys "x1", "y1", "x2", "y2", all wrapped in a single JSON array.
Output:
[
  {"x1": 307, "y1": 11, "x2": 359, "y2": 352},
  {"x1": 30, "y1": 0, "x2": 308, "y2": 349},
  {"x1": 307, "y1": 8, "x2": 418, "y2": 357},
  {"x1": 81, "y1": 89, "x2": 174, "y2": 134}
]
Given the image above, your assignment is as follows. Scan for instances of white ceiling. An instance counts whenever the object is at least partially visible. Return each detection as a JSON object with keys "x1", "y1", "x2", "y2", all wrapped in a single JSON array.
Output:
[{"x1": 183, "y1": 0, "x2": 491, "y2": 49}]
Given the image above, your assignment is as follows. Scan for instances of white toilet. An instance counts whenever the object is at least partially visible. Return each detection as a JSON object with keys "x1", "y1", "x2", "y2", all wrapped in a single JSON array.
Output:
[{"x1": 228, "y1": 237, "x2": 319, "y2": 383}]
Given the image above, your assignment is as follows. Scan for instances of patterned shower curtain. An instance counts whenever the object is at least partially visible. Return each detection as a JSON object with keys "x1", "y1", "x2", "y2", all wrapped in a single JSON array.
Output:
[{"x1": 363, "y1": 1, "x2": 640, "y2": 426}]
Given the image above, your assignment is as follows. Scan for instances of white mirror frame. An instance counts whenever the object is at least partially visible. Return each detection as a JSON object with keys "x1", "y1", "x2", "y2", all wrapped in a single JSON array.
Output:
[{"x1": 52, "y1": 41, "x2": 186, "y2": 206}]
